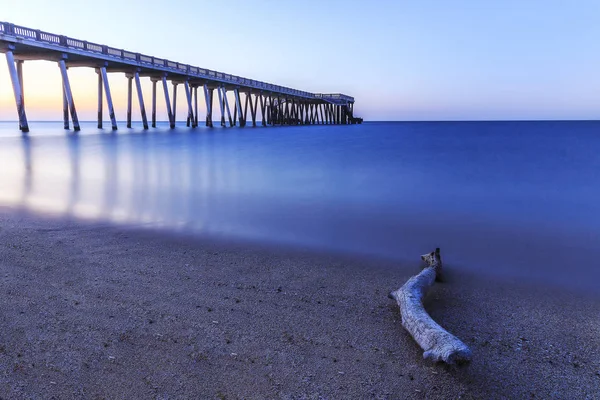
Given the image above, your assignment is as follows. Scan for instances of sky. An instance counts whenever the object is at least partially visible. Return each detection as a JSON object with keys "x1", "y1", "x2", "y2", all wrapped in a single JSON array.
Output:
[{"x1": 1, "y1": 0, "x2": 599, "y2": 121}]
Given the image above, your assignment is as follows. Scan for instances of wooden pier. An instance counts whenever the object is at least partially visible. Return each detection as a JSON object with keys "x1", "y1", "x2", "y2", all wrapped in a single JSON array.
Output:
[{"x1": 0, "y1": 22, "x2": 359, "y2": 132}]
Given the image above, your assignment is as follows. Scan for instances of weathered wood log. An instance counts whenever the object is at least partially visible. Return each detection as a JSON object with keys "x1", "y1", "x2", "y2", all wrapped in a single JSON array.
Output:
[{"x1": 389, "y1": 248, "x2": 472, "y2": 364}]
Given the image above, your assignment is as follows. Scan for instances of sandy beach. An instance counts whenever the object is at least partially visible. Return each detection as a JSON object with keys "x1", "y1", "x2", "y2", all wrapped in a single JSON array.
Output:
[{"x1": 0, "y1": 207, "x2": 598, "y2": 399}]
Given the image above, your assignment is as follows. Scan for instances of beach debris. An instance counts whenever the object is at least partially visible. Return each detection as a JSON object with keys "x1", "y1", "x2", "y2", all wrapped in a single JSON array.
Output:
[{"x1": 389, "y1": 248, "x2": 472, "y2": 364}]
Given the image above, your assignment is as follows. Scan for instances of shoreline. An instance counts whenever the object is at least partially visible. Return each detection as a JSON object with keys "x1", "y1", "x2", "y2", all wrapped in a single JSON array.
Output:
[{"x1": 0, "y1": 208, "x2": 599, "y2": 398}]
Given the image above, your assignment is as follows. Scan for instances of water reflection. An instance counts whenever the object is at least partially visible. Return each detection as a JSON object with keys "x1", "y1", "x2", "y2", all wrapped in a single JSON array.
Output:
[
  {"x1": 67, "y1": 134, "x2": 80, "y2": 214},
  {"x1": 21, "y1": 136, "x2": 33, "y2": 204}
]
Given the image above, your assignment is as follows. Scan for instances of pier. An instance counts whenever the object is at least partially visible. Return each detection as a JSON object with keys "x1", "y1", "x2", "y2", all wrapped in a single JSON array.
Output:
[{"x1": 0, "y1": 22, "x2": 360, "y2": 133}]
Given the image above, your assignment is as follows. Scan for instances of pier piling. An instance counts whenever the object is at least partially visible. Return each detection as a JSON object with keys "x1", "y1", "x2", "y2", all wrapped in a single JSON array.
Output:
[
  {"x1": 126, "y1": 75, "x2": 132, "y2": 128},
  {"x1": 100, "y1": 67, "x2": 118, "y2": 130},
  {"x1": 5, "y1": 50, "x2": 29, "y2": 132},
  {"x1": 151, "y1": 78, "x2": 157, "y2": 128},
  {"x1": 172, "y1": 83, "x2": 178, "y2": 127},
  {"x1": 193, "y1": 86, "x2": 198, "y2": 128},
  {"x1": 217, "y1": 86, "x2": 225, "y2": 127},
  {"x1": 97, "y1": 70, "x2": 103, "y2": 128},
  {"x1": 222, "y1": 87, "x2": 233, "y2": 127},
  {"x1": 134, "y1": 72, "x2": 148, "y2": 129},
  {"x1": 203, "y1": 84, "x2": 213, "y2": 127},
  {"x1": 58, "y1": 59, "x2": 80, "y2": 131},
  {"x1": 161, "y1": 76, "x2": 174, "y2": 129},
  {"x1": 234, "y1": 88, "x2": 244, "y2": 127},
  {"x1": 259, "y1": 94, "x2": 266, "y2": 126},
  {"x1": 184, "y1": 81, "x2": 193, "y2": 129}
]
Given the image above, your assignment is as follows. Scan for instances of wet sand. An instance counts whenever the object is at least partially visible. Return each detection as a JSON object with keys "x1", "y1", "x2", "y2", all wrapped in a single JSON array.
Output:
[{"x1": 0, "y1": 208, "x2": 599, "y2": 399}]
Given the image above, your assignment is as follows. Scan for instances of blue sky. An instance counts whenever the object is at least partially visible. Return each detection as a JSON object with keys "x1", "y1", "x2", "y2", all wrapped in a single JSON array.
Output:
[{"x1": 1, "y1": 0, "x2": 600, "y2": 120}]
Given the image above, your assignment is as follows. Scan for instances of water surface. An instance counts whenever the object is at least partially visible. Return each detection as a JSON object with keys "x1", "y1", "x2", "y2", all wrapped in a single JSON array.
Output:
[{"x1": 1, "y1": 120, "x2": 599, "y2": 291}]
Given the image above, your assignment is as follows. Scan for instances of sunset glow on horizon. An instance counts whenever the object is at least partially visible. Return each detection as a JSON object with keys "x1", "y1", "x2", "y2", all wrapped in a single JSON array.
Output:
[{"x1": 1, "y1": 0, "x2": 600, "y2": 121}]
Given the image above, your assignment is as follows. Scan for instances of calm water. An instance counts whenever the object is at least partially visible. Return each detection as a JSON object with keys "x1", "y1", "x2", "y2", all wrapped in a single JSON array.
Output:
[{"x1": 1, "y1": 120, "x2": 599, "y2": 290}]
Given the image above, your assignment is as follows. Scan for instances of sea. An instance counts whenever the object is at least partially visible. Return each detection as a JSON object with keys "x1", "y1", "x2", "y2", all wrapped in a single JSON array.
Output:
[{"x1": 1, "y1": 120, "x2": 599, "y2": 291}]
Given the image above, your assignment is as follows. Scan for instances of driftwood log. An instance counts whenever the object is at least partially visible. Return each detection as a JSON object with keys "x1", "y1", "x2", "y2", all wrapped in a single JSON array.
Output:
[{"x1": 389, "y1": 248, "x2": 472, "y2": 364}]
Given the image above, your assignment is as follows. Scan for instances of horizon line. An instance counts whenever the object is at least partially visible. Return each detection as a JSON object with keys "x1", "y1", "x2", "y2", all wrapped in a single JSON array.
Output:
[{"x1": 0, "y1": 119, "x2": 598, "y2": 124}]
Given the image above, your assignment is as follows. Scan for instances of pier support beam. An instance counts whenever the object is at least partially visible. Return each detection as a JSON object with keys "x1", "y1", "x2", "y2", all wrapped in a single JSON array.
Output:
[
  {"x1": 222, "y1": 87, "x2": 233, "y2": 127},
  {"x1": 268, "y1": 96, "x2": 274, "y2": 126},
  {"x1": 306, "y1": 103, "x2": 310, "y2": 125},
  {"x1": 319, "y1": 104, "x2": 324, "y2": 125},
  {"x1": 16, "y1": 60, "x2": 26, "y2": 131},
  {"x1": 264, "y1": 96, "x2": 269, "y2": 125},
  {"x1": 151, "y1": 78, "x2": 157, "y2": 128},
  {"x1": 193, "y1": 86, "x2": 198, "y2": 128},
  {"x1": 293, "y1": 100, "x2": 297, "y2": 124},
  {"x1": 172, "y1": 83, "x2": 178, "y2": 127},
  {"x1": 305, "y1": 102, "x2": 310, "y2": 124},
  {"x1": 290, "y1": 100, "x2": 296, "y2": 124},
  {"x1": 209, "y1": 88, "x2": 214, "y2": 127},
  {"x1": 126, "y1": 75, "x2": 133, "y2": 128},
  {"x1": 278, "y1": 97, "x2": 283, "y2": 125},
  {"x1": 184, "y1": 81, "x2": 194, "y2": 129},
  {"x1": 233, "y1": 101, "x2": 237, "y2": 126},
  {"x1": 134, "y1": 72, "x2": 148, "y2": 129},
  {"x1": 217, "y1": 86, "x2": 225, "y2": 126},
  {"x1": 100, "y1": 67, "x2": 117, "y2": 130},
  {"x1": 58, "y1": 59, "x2": 80, "y2": 131},
  {"x1": 243, "y1": 92, "x2": 250, "y2": 126},
  {"x1": 63, "y1": 86, "x2": 69, "y2": 129},
  {"x1": 259, "y1": 94, "x2": 266, "y2": 126},
  {"x1": 284, "y1": 99, "x2": 290, "y2": 125},
  {"x1": 161, "y1": 76, "x2": 175, "y2": 128},
  {"x1": 295, "y1": 101, "x2": 300, "y2": 124},
  {"x1": 250, "y1": 93, "x2": 257, "y2": 127},
  {"x1": 234, "y1": 88, "x2": 244, "y2": 127},
  {"x1": 331, "y1": 105, "x2": 336, "y2": 124},
  {"x1": 5, "y1": 51, "x2": 29, "y2": 132},
  {"x1": 203, "y1": 84, "x2": 213, "y2": 127},
  {"x1": 305, "y1": 103, "x2": 310, "y2": 125},
  {"x1": 97, "y1": 71, "x2": 103, "y2": 128}
]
